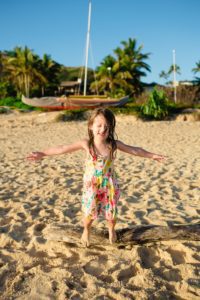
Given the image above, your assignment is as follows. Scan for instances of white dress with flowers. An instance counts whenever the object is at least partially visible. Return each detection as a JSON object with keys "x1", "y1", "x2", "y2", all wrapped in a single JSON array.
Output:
[{"x1": 82, "y1": 151, "x2": 120, "y2": 221}]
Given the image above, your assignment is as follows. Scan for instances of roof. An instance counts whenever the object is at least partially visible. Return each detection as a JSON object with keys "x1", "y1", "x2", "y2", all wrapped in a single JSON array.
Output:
[{"x1": 60, "y1": 81, "x2": 80, "y2": 87}]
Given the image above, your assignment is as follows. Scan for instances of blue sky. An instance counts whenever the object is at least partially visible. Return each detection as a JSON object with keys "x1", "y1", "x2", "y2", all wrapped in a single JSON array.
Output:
[{"x1": 1, "y1": 0, "x2": 200, "y2": 84}]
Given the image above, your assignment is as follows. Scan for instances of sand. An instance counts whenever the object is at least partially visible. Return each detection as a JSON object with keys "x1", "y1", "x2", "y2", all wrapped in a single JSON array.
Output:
[{"x1": 0, "y1": 111, "x2": 199, "y2": 300}]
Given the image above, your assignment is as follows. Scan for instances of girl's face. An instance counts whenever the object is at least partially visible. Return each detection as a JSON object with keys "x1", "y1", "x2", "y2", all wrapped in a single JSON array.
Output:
[{"x1": 90, "y1": 114, "x2": 109, "y2": 141}]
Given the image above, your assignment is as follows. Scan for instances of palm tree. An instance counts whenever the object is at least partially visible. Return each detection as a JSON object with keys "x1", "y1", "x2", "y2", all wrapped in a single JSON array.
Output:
[
  {"x1": 113, "y1": 38, "x2": 151, "y2": 95},
  {"x1": 159, "y1": 70, "x2": 170, "y2": 81},
  {"x1": 38, "y1": 54, "x2": 61, "y2": 96},
  {"x1": 192, "y1": 61, "x2": 200, "y2": 74},
  {"x1": 7, "y1": 46, "x2": 46, "y2": 97},
  {"x1": 159, "y1": 64, "x2": 181, "y2": 84},
  {"x1": 0, "y1": 51, "x2": 11, "y2": 80},
  {"x1": 90, "y1": 55, "x2": 118, "y2": 95},
  {"x1": 168, "y1": 64, "x2": 181, "y2": 75},
  {"x1": 0, "y1": 51, "x2": 9, "y2": 98},
  {"x1": 192, "y1": 61, "x2": 200, "y2": 84},
  {"x1": 91, "y1": 38, "x2": 151, "y2": 97},
  {"x1": 0, "y1": 52, "x2": 3, "y2": 78}
]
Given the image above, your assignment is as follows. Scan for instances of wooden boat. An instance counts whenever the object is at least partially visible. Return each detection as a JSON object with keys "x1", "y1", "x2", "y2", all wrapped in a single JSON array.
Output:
[{"x1": 22, "y1": 95, "x2": 129, "y2": 110}]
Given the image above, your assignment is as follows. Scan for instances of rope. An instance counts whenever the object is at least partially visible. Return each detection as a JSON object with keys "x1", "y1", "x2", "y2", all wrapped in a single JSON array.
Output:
[
  {"x1": 90, "y1": 40, "x2": 99, "y2": 95},
  {"x1": 77, "y1": 38, "x2": 87, "y2": 95}
]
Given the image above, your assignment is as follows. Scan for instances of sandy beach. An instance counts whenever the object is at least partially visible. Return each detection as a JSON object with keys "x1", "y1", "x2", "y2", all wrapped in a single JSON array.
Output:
[{"x1": 0, "y1": 111, "x2": 199, "y2": 299}]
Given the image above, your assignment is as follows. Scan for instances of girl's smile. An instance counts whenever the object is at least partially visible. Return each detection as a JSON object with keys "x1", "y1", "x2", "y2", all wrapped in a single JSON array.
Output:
[{"x1": 90, "y1": 115, "x2": 109, "y2": 140}]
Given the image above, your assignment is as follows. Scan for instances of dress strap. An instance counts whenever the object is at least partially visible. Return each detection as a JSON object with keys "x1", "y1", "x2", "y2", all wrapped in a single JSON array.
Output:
[
  {"x1": 89, "y1": 146, "x2": 112, "y2": 161},
  {"x1": 88, "y1": 147, "x2": 97, "y2": 161}
]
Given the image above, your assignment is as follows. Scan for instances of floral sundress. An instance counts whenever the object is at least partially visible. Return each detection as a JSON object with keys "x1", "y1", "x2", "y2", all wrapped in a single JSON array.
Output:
[{"x1": 82, "y1": 150, "x2": 120, "y2": 221}]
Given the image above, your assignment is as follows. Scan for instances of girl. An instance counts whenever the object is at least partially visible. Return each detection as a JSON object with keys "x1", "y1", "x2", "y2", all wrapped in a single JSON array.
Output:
[{"x1": 27, "y1": 108, "x2": 165, "y2": 246}]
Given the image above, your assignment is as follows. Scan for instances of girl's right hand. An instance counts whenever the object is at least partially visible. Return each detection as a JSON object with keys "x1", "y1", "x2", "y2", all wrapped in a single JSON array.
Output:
[{"x1": 26, "y1": 151, "x2": 45, "y2": 161}]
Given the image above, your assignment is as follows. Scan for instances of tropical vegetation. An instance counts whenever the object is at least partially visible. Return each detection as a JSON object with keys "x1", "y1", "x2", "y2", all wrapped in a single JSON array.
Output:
[
  {"x1": 159, "y1": 64, "x2": 181, "y2": 84},
  {"x1": 90, "y1": 38, "x2": 151, "y2": 97},
  {"x1": 0, "y1": 39, "x2": 200, "y2": 119},
  {"x1": 192, "y1": 61, "x2": 200, "y2": 83},
  {"x1": 140, "y1": 88, "x2": 169, "y2": 120},
  {"x1": 0, "y1": 39, "x2": 152, "y2": 103},
  {"x1": 0, "y1": 46, "x2": 61, "y2": 99}
]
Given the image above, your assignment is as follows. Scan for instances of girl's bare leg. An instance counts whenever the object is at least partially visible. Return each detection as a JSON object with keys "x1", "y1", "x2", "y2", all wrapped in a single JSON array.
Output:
[
  {"x1": 107, "y1": 220, "x2": 117, "y2": 244},
  {"x1": 81, "y1": 217, "x2": 93, "y2": 247}
]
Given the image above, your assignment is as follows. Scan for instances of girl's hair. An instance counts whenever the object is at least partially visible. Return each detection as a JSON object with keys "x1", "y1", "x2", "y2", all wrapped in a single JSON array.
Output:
[{"x1": 88, "y1": 108, "x2": 117, "y2": 159}]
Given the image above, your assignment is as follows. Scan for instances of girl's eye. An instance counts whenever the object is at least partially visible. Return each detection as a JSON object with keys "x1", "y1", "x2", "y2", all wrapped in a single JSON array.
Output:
[{"x1": 96, "y1": 124, "x2": 108, "y2": 130}]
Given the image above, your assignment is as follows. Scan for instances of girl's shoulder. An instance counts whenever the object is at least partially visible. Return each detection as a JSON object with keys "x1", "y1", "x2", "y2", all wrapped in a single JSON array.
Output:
[
  {"x1": 116, "y1": 140, "x2": 129, "y2": 151},
  {"x1": 116, "y1": 140, "x2": 123, "y2": 148},
  {"x1": 80, "y1": 138, "x2": 90, "y2": 152}
]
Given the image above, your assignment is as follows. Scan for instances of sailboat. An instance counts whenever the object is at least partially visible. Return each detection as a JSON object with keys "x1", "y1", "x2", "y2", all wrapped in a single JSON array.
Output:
[{"x1": 22, "y1": 0, "x2": 129, "y2": 110}]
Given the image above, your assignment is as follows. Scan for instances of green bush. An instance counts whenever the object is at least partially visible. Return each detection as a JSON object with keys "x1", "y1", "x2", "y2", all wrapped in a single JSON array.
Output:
[
  {"x1": 110, "y1": 101, "x2": 140, "y2": 115},
  {"x1": 0, "y1": 97, "x2": 36, "y2": 110},
  {"x1": 55, "y1": 109, "x2": 88, "y2": 122},
  {"x1": 192, "y1": 111, "x2": 200, "y2": 121},
  {"x1": 140, "y1": 89, "x2": 169, "y2": 120},
  {"x1": 0, "y1": 107, "x2": 11, "y2": 114},
  {"x1": 0, "y1": 82, "x2": 9, "y2": 98}
]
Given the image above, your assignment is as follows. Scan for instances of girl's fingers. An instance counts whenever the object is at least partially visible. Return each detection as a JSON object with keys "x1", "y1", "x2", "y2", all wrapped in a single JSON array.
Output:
[
  {"x1": 26, "y1": 154, "x2": 39, "y2": 160},
  {"x1": 153, "y1": 155, "x2": 166, "y2": 162},
  {"x1": 158, "y1": 156, "x2": 166, "y2": 162},
  {"x1": 31, "y1": 152, "x2": 38, "y2": 157}
]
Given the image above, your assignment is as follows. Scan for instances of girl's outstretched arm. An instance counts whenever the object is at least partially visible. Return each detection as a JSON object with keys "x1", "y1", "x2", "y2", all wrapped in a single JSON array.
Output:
[
  {"x1": 116, "y1": 140, "x2": 166, "y2": 162},
  {"x1": 27, "y1": 139, "x2": 88, "y2": 161}
]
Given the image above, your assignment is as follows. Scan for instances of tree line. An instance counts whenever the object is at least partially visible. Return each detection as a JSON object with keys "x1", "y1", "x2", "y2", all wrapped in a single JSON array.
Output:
[{"x1": 0, "y1": 38, "x2": 200, "y2": 99}]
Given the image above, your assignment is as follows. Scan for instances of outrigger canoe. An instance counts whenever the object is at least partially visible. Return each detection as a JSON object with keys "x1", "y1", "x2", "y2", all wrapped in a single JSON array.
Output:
[{"x1": 22, "y1": 95, "x2": 129, "y2": 110}]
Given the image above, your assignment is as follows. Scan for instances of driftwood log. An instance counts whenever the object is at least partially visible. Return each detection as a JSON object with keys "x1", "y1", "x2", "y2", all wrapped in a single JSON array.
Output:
[
  {"x1": 116, "y1": 223, "x2": 200, "y2": 244},
  {"x1": 43, "y1": 222, "x2": 200, "y2": 246}
]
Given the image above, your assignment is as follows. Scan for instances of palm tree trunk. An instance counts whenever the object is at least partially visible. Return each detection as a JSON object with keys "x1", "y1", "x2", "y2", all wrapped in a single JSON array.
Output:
[
  {"x1": 27, "y1": 75, "x2": 30, "y2": 97},
  {"x1": 24, "y1": 73, "x2": 29, "y2": 97}
]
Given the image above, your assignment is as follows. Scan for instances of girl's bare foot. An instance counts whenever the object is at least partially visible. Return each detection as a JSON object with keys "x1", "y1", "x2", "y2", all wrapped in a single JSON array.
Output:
[
  {"x1": 109, "y1": 228, "x2": 117, "y2": 244},
  {"x1": 81, "y1": 229, "x2": 90, "y2": 247}
]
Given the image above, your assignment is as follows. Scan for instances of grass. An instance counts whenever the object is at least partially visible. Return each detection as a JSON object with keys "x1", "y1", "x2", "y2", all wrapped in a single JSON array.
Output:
[
  {"x1": 192, "y1": 111, "x2": 200, "y2": 121},
  {"x1": 54, "y1": 109, "x2": 88, "y2": 122},
  {"x1": 0, "y1": 97, "x2": 40, "y2": 111}
]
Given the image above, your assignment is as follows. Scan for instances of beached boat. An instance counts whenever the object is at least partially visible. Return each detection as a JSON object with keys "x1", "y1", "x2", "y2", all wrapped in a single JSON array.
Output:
[{"x1": 22, "y1": 95, "x2": 129, "y2": 110}]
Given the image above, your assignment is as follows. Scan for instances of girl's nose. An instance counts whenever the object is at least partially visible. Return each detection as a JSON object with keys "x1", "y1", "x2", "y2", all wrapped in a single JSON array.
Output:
[{"x1": 101, "y1": 128, "x2": 107, "y2": 134}]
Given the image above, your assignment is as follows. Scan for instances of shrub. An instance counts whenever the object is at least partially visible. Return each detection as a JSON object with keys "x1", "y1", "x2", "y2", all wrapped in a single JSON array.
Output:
[
  {"x1": 0, "y1": 82, "x2": 9, "y2": 99},
  {"x1": 140, "y1": 88, "x2": 169, "y2": 120},
  {"x1": 0, "y1": 97, "x2": 36, "y2": 110},
  {"x1": 0, "y1": 107, "x2": 11, "y2": 114},
  {"x1": 54, "y1": 109, "x2": 88, "y2": 122},
  {"x1": 161, "y1": 84, "x2": 200, "y2": 106},
  {"x1": 192, "y1": 111, "x2": 200, "y2": 121}
]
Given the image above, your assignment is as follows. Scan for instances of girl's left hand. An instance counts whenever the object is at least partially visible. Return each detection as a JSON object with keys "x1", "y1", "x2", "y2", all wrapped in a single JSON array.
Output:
[
  {"x1": 26, "y1": 151, "x2": 45, "y2": 161},
  {"x1": 152, "y1": 154, "x2": 166, "y2": 162}
]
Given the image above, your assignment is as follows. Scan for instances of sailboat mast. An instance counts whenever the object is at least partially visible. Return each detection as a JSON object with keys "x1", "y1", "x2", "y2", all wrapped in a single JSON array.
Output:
[
  {"x1": 84, "y1": 0, "x2": 92, "y2": 96},
  {"x1": 172, "y1": 49, "x2": 177, "y2": 103}
]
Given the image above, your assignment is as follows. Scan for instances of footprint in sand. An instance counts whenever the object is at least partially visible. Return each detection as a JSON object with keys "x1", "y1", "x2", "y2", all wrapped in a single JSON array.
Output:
[
  {"x1": 117, "y1": 265, "x2": 136, "y2": 283},
  {"x1": 33, "y1": 223, "x2": 46, "y2": 236},
  {"x1": 66, "y1": 250, "x2": 80, "y2": 264},
  {"x1": 83, "y1": 260, "x2": 104, "y2": 277},
  {"x1": 167, "y1": 249, "x2": 186, "y2": 265},
  {"x1": 162, "y1": 268, "x2": 183, "y2": 282},
  {"x1": 138, "y1": 247, "x2": 160, "y2": 269},
  {"x1": 83, "y1": 259, "x2": 114, "y2": 284}
]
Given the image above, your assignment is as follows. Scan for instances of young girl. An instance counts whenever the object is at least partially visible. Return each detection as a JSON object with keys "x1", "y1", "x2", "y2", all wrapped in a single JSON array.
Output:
[{"x1": 27, "y1": 108, "x2": 165, "y2": 246}]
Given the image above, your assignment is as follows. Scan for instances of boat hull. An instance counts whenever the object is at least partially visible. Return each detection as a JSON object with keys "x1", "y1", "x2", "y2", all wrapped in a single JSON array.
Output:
[{"x1": 22, "y1": 95, "x2": 129, "y2": 110}]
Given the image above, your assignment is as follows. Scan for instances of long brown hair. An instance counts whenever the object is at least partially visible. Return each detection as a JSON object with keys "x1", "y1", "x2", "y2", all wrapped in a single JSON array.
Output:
[{"x1": 88, "y1": 108, "x2": 117, "y2": 159}]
